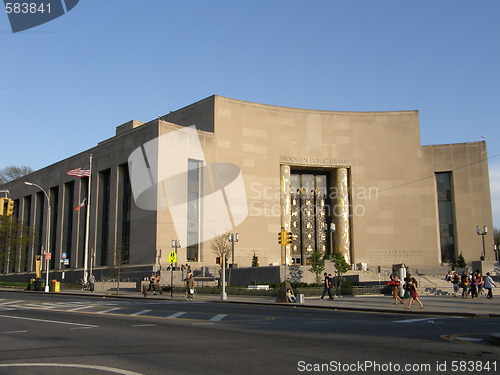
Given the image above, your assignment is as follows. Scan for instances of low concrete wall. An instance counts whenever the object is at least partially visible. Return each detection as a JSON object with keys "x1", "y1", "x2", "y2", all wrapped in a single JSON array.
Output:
[
  {"x1": 94, "y1": 281, "x2": 137, "y2": 292},
  {"x1": 223, "y1": 263, "x2": 339, "y2": 286}
]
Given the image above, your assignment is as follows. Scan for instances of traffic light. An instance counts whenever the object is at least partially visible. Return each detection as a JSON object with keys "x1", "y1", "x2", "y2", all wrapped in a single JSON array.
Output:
[
  {"x1": 278, "y1": 229, "x2": 286, "y2": 245},
  {"x1": 286, "y1": 231, "x2": 293, "y2": 245},
  {"x1": 5, "y1": 199, "x2": 14, "y2": 216}
]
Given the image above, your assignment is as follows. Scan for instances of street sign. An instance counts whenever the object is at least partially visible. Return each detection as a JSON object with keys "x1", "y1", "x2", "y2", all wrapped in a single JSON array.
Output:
[
  {"x1": 61, "y1": 252, "x2": 67, "y2": 259},
  {"x1": 168, "y1": 249, "x2": 177, "y2": 264},
  {"x1": 45, "y1": 253, "x2": 51, "y2": 261}
]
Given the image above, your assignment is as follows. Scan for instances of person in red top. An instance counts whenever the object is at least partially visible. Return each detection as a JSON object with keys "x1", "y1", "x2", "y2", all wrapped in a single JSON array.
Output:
[
  {"x1": 405, "y1": 277, "x2": 424, "y2": 310},
  {"x1": 387, "y1": 274, "x2": 402, "y2": 304}
]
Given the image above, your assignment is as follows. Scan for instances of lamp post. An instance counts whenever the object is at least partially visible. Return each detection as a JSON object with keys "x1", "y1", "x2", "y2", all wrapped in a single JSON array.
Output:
[
  {"x1": 171, "y1": 240, "x2": 181, "y2": 299},
  {"x1": 227, "y1": 233, "x2": 238, "y2": 287},
  {"x1": 228, "y1": 233, "x2": 239, "y2": 268},
  {"x1": 476, "y1": 225, "x2": 488, "y2": 260},
  {"x1": 220, "y1": 253, "x2": 227, "y2": 301},
  {"x1": 326, "y1": 222, "x2": 336, "y2": 256},
  {"x1": 25, "y1": 182, "x2": 51, "y2": 292}
]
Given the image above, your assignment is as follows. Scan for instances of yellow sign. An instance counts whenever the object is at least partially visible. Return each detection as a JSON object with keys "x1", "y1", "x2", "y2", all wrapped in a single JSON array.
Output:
[{"x1": 168, "y1": 250, "x2": 177, "y2": 264}]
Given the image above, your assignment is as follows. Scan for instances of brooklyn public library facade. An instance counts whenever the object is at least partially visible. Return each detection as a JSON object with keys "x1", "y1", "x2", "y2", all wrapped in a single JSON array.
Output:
[{"x1": 0, "y1": 95, "x2": 495, "y2": 282}]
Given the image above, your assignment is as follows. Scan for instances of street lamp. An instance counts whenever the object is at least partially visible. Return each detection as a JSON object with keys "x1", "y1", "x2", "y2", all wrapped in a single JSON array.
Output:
[
  {"x1": 326, "y1": 222, "x2": 336, "y2": 256},
  {"x1": 25, "y1": 181, "x2": 51, "y2": 292},
  {"x1": 476, "y1": 225, "x2": 488, "y2": 260},
  {"x1": 171, "y1": 240, "x2": 181, "y2": 299},
  {"x1": 228, "y1": 233, "x2": 239, "y2": 268}
]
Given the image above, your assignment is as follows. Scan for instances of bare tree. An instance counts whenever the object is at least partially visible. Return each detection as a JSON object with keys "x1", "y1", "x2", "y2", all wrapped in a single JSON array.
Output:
[
  {"x1": 0, "y1": 165, "x2": 33, "y2": 185},
  {"x1": 210, "y1": 234, "x2": 231, "y2": 268}
]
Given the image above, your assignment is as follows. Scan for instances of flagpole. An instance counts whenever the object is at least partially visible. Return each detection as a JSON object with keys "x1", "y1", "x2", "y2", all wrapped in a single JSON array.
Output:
[{"x1": 83, "y1": 154, "x2": 92, "y2": 284}]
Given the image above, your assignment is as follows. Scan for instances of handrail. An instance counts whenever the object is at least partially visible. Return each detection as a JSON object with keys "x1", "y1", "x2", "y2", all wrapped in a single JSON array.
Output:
[{"x1": 418, "y1": 275, "x2": 438, "y2": 295}]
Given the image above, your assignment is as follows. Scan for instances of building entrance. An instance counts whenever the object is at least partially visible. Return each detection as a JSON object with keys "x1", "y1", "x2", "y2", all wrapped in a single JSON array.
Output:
[{"x1": 289, "y1": 173, "x2": 330, "y2": 265}]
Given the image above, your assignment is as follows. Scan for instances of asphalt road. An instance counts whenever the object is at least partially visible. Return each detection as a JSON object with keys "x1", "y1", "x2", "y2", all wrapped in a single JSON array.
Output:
[{"x1": 0, "y1": 292, "x2": 499, "y2": 375}]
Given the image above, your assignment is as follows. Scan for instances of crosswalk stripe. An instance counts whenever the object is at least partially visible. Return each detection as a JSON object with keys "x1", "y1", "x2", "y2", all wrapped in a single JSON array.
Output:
[
  {"x1": 67, "y1": 305, "x2": 95, "y2": 311},
  {"x1": 167, "y1": 312, "x2": 186, "y2": 319},
  {"x1": 209, "y1": 314, "x2": 227, "y2": 322},
  {"x1": 130, "y1": 309, "x2": 152, "y2": 316},
  {"x1": 97, "y1": 308, "x2": 121, "y2": 314}
]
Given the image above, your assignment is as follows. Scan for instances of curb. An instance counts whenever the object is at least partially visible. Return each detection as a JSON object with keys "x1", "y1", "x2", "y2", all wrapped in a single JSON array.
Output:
[{"x1": 2, "y1": 288, "x2": 499, "y2": 319}]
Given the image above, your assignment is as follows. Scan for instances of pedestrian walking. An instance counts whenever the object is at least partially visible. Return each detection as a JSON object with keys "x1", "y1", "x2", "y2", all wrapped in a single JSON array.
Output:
[
  {"x1": 387, "y1": 274, "x2": 402, "y2": 304},
  {"x1": 154, "y1": 273, "x2": 161, "y2": 295},
  {"x1": 460, "y1": 271, "x2": 469, "y2": 298},
  {"x1": 470, "y1": 272, "x2": 479, "y2": 299},
  {"x1": 476, "y1": 271, "x2": 484, "y2": 296},
  {"x1": 185, "y1": 273, "x2": 195, "y2": 300},
  {"x1": 148, "y1": 273, "x2": 156, "y2": 292},
  {"x1": 405, "y1": 277, "x2": 424, "y2": 310},
  {"x1": 320, "y1": 272, "x2": 334, "y2": 300},
  {"x1": 484, "y1": 272, "x2": 496, "y2": 299},
  {"x1": 451, "y1": 272, "x2": 460, "y2": 297},
  {"x1": 88, "y1": 273, "x2": 96, "y2": 293}
]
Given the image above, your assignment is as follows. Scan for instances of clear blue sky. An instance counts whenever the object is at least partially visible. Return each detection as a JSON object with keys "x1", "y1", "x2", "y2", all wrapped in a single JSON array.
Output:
[{"x1": 1, "y1": 0, "x2": 499, "y2": 226}]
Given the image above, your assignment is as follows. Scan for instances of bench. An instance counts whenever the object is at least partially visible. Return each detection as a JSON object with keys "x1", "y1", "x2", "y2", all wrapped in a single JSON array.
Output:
[{"x1": 247, "y1": 285, "x2": 270, "y2": 290}]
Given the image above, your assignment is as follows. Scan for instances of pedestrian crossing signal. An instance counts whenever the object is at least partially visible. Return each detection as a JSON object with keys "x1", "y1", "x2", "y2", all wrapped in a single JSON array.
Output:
[
  {"x1": 0, "y1": 198, "x2": 14, "y2": 216},
  {"x1": 5, "y1": 199, "x2": 14, "y2": 216}
]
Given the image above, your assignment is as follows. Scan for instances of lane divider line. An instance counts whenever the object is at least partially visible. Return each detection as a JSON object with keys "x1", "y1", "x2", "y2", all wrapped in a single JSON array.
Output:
[
  {"x1": 167, "y1": 312, "x2": 186, "y2": 319},
  {"x1": 130, "y1": 309, "x2": 152, "y2": 316},
  {"x1": 209, "y1": 314, "x2": 227, "y2": 322}
]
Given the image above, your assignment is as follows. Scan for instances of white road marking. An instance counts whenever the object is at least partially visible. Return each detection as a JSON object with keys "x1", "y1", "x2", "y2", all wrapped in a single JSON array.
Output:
[
  {"x1": 0, "y1": 363, "x2": 144, "y2": 375},
  {"x1": 209, "y1": 314, "x2": 227, "y2": 322},
  {"x1": 167, "y1": 312, "x2": 186, "y2": 319},
  {"x1": 0, "y1": 314, "x2": 97, "y2": 328},
  {"x1": 2, "y1": 330, "x2": 28, "y2": 334},
  {"x1": 0, "y1": 300, "x2": 23, "y2": 305},
  {"x1": 394, "y1": 317, "x2": 463, "y2": 324},
  {"x1": 131, "y1": 324, "x2": 156, "y2": 327},
  {"x1": 67, "y1": 305, "x2": 96, "y2": 311},
  {"x1": 455, "y1": 337, "x2": 483, "y2": 342},
  {"x1": 130, "y1": 309, "x2": 152, "y2": 316},
  {"x1": 97, "y1": 308, "x2": 122, "y2": 314}
]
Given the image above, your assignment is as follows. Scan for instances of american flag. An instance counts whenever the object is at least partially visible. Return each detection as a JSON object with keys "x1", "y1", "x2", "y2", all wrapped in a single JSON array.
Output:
[
  {"x1": 74, "y1": 197, "x2": 87, "y2": 211},
  {"x1": 67, "y1": 164, "x2": 90, "y2": 177}
]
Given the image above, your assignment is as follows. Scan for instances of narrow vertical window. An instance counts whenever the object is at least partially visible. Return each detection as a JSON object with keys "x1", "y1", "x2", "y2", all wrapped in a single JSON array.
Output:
[
  {"x1": 436, "y1": 172, "x2": 455, "y2": 263},
  {"x1": 99, "y1": 169, "x2": 111, "y2": 266},
  {"x1": 63, "y1": 182, "x2": 74, "y2": 268},
  {"x1": 121, "y1": 165, "x2": 131, "y2": 265},
  {"x1": 187, "y1": 159, "x2": 201, "y2": 262}
]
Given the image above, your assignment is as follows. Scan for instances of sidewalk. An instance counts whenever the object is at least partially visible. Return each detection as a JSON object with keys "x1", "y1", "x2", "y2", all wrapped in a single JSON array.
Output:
[
  {"x1": 3, "y1": 286, "x2": 499, "y2": 318},
  {"x1": 2, "y1": 286, "x2": 499, "y2": 345}
]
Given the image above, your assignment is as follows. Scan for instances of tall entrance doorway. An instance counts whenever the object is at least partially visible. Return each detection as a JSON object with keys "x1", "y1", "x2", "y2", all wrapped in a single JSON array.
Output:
[{"x1": 289, "y1": 172, "x2": 330, "y2": 265}]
